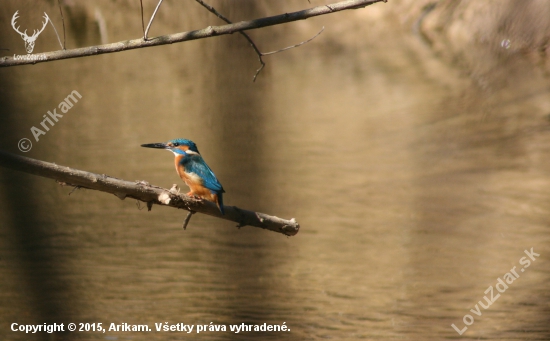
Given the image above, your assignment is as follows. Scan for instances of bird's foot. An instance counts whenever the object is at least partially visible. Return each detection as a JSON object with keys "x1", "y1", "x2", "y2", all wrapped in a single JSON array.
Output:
[{"x1": 186, "y1": 192, "x2": 204, "y2": 201}]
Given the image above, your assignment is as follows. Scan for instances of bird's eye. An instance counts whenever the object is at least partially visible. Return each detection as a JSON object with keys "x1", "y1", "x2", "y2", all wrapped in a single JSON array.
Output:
[{"x1": 173, "y1": 143, "x2": 179, "y2": 147}]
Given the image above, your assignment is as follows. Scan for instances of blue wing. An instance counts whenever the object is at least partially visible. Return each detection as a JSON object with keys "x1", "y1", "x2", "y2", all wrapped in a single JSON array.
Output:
[{"x1": 184, "y1": 154, "x2": 225, "y2": 193}]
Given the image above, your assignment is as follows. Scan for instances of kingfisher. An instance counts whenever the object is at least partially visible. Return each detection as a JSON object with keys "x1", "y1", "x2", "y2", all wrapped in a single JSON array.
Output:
[{"x1": 141, "y1": 138, "x2": 225, "y2": 214}]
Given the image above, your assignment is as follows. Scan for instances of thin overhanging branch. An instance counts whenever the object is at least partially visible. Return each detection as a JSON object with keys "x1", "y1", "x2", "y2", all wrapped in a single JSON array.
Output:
[
  {"x1": 0, "y1": 150, "x2": 300, "y2": 236},
  {"x1": 0, "y1": 0, "x2": 386, "y2": 68},
  {"x1": 194, "y1": 0, "x2": 268, "y2": 81},
  {"x1": 195, "y1": 0, "x2": 324, "y2": 81}
]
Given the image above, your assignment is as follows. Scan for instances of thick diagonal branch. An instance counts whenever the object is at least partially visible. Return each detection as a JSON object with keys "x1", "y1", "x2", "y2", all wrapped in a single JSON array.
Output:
[
  {"x1": 0, "y1": 150, "x2": 300, "y2": 236},
  {"x1": 0, "y1": 0, "x2": 386, "y2": 67}
]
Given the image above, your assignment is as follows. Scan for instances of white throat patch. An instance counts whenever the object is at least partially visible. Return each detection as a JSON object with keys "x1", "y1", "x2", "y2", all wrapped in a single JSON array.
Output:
[{"x1": 168, "y1": 149, "x2": 199, "y2": 156}]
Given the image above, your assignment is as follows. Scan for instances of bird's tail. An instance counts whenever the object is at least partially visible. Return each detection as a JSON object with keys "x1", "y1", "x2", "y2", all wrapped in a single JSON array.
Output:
[{"x1": 217, "y1": 192, "x2": 225, "y2": 215}]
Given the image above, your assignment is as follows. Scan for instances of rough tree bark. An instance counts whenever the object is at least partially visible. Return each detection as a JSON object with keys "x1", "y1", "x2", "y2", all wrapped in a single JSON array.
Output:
[
  {"x1": 0, "y1": 0, "x2": 387, "y2": 67},
  {"x1": 0, "y1": 150, "x2": 300, "y2": 236}
]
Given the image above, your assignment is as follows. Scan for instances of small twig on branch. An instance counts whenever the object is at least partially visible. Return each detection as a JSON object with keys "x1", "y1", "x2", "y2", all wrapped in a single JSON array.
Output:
[
  {"x1": 195, "y1": 0, "x2": 324, "y2": 81},
  {"x1": 182, "y1": 211, "x2": 195, "y2": 230},
  {"x1": 48, "y1": 13, "x2": 64, "y2": 51},
  {"x1": 57, "y1": 0, "x2": 66, "y2": 49},
  {"x1": 144, "y1": 0, "x2": 165, "y2": 40},
  {"x1": 136, "y1": 200, "x2": 145, "y2": 210},
  {"x1": 0, "y1": 0, "x2": 386, "y2": 68},
  {"x1": 68, "y1": 185, "x2": 82, "y2": 195},
  {"x1": 194, "y1": 0, "x2": 266, "y2": 80},
  {"x1": 94, "y1": 10, "x2": 109, "y2": 44},
  {"x1": 140, "y1": 0, "x2": 145, "y2": 36},
  {"x1": 0, "y1": 150, "x2": 300, "y2": 236},
  {"x1": 262, "y1": 26, "x2": 325, "y2": 56}
]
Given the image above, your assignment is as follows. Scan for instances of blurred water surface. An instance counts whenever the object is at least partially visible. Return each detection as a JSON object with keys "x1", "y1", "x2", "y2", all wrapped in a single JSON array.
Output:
[{"x1": 1, "y1": 1, "x2": 549, "y2": 340}]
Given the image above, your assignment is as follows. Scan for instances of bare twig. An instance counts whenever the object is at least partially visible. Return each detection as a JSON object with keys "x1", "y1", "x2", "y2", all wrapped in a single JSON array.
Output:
[
  {"x1": 144, "y1": 0, "x2": 165, "y2": 40},
  {"x1": 48, "y1": 13, "x2": 64, "y2": 50},
  {"x1": 250, "y1": 28, "x2": 324, "y2": 81},
  {"x1": 194, "y1": 0, "x2": 267, "y2": 80},
  {"x1": 136, "y1": 200, "x2": 145, "y2": 210},
  {"x1": 0, "y1": 150, "x2": 300, "y2": 236},
  {"x1": 95, "y1": 9, "x2": 109, "y2": 45},
  {"x1": 139, "y1": 0, "x2": 145, "y2": 36},
  {"x1": 57, "y1": 0, "x2": 66, "y2": 49},
  {"x1": 68, "y1": 185, "x2": 82, "y2": 195},
  {"x1": 195, "y1": 0, "x2": 324, "y2": 81},
  {"x1": 0, "y1": 0, "x2": 386, "y2": 68},
  {"x1": 182, "y1": 211, "x2": 195, "y2": 230},
  {"x1": 262, "y1": 26, "x2": 325, "y2": 56}
]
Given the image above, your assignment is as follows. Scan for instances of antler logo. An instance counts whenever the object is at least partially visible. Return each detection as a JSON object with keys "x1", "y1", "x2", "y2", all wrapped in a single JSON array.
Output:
[{"x1": 11, "y1": 10, "x2": 49, "y2": 54}]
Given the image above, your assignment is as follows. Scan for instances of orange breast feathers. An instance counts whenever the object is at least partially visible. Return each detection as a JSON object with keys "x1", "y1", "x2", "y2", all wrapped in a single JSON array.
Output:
[{"x1": 173, "y1": 155, "x2": 218, "y2": 202}]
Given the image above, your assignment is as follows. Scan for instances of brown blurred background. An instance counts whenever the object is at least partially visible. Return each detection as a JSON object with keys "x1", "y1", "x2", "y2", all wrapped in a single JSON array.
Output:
[{"x1": 1, "y1": 1, "x2": 549, "y2": 340}]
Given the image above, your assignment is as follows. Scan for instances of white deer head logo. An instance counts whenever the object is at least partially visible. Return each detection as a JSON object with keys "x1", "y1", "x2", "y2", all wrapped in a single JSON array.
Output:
[{"x1": 11, "y1": 11, "x2": 49, "y2": 54}]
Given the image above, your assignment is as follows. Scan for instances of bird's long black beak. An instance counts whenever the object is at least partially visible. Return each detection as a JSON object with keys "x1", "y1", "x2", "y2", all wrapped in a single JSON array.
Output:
[{"x1": 141, "y1": 142, "x2": 168, "y2": 149}]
